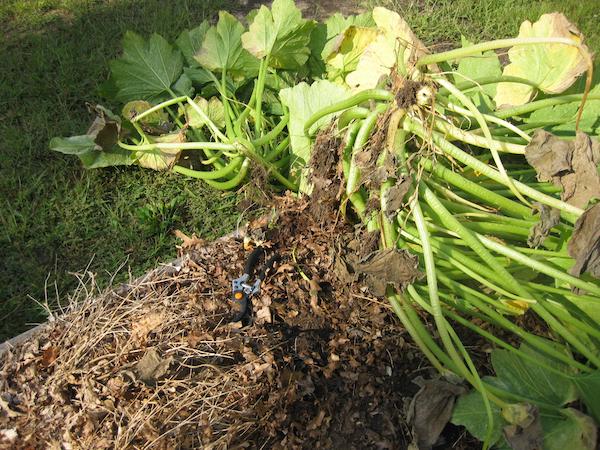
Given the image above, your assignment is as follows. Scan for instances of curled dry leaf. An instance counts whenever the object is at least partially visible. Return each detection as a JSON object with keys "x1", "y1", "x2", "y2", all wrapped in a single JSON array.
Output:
[
  {"x1": 354, "y1": 248, "x2": 422, "y2": 296},
  {"x1": 40, "y1": 346, "x2": 60, "y2": 368},
  {"x1": 174, "y1": 229, "x2": 205, "y2": 250},
  {"x1": 131, "y1": 312, "x2": 164, "y2": 343},
  {"x1": 134, "y1": 348, "x2": 173, "y2": 384},
  {"x1": 528, "y1": 202, "x2": 561, "y2": 248},
  {"x1": 568, "y1": 203, "x2": 600, "y2": 280},
  {"x1": 525, "y1": 130, "x2": 600, "y2": 209},
  {"x1": 407, "y1": 378, "x2": 467, "y2": 449}
]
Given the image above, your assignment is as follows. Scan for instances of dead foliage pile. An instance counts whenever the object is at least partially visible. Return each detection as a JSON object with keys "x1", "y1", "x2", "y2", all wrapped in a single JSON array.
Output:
[{"x1": 0, "y1": 195, "x2": 465, "y2": 449}]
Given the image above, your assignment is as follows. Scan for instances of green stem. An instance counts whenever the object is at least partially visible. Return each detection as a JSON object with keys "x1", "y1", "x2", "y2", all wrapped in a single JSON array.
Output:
[
  {"x1": 404, "y1": 118, "x2": 583, "y2": 221},
  {"x1": 493, "y1": 94, "x2": 600, "y2": 119},
  {"x1": 118, "y1": 141, "x2": 237, "y2": 152},
  {"x1": 172, "y1": 157, "x2": 243, "y2": 180},
  {"x1": 411, "y1": 192, "x2": 471, "y2": 379},
  {"x1": 129, "y1": 96, "x2": 188, "y2": 123},
  {"x1": 304, "y1": 89, "x2": 393, "y2": 136},
  {"x1": 417, "y1": 37, "x2": 587, "y2": 67},
  {"x1": 254, "y1": 57, "x2": 269, "y2": 136},
  {"x1": 477, "y1": 234, "x2": 600, "y2": 296},
  {"x1": 204, "y1": 158, "x2": 250, "y2": 190},
  {"x1": 434, "y1": 118, "x2": 526, "y2": 153}
]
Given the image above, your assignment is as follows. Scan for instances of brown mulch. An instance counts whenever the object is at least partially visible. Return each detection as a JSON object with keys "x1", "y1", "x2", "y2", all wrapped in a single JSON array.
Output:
[{"x1": 0, "y1": 193, "x2": 465, "y2": 449}]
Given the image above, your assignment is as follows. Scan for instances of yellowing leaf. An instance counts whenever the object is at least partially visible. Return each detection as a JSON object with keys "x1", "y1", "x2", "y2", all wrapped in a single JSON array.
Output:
[
  {"x1": 326, "y1": 26, "x2": 379, "y2": 83},
  {"x1": 500, "y1": 299, "x2": 531, "y2": 314},
  {"x1": 345, "y1": 7, "x2": 427, "y2": 91},
  {"x1": 185, "y1": 96, "x2": 226, "y2": 129},
  {"x1": 137, "y1": 133, "x2": 184, "y2": 170},
  {"x1": 122, "y1": 100, "x2": 169, "y2": 130},
  {"x1": 241, "y1": 0, "x2": 314, "y2": 69},
  {"x1": 495, "y1": 13, "x2": 591, "y2": 108}
]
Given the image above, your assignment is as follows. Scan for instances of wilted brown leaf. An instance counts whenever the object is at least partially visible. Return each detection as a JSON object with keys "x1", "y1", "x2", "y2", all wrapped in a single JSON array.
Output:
[
  {"x1": 525, "y1": 130, "x2": 600, "y2": 209},
  {"x1": 568, "y1": 203, "x2": 600, "y2": 279},
  {"x1": 134, "y1": 348, "x2": 173, "y2": 384},
  {"x1": 407, "y1": 378, "x2": 467, "y2": 449}
]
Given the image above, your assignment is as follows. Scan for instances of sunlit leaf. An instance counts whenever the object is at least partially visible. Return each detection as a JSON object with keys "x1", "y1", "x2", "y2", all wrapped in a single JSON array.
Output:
[
  {"x1": 326, "y1": 26, "x2": 379, "y2": 83},
  {"x1": 241, "y1": 0, "x2": 314, "y2": 69},
  {"x1": 345, "y1": 7, "x2": 427, "y2": 91},
  {"x1": 280, "y1": 79, "x2": 350, "y2": 192},
  {"x1": 195, "y1": 11, "x2": 260, "y2": 78},
  {"x1": 495, "y1": 13, "x2": 591, "y2": 108}
]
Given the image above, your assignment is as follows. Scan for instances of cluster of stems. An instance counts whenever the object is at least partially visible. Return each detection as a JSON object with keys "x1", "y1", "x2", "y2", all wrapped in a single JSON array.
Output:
[{"x1": 304, "y1": 37, "x2": 599, "y2": 448}]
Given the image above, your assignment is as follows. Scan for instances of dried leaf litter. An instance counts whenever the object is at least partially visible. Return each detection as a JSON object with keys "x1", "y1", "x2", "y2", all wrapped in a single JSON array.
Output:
[{"x1": 0, "y1": 194, "x2": 478, "y2": 449}]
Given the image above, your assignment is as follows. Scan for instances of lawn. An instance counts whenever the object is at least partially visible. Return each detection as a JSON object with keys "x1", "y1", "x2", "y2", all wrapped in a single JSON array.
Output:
[{"x1": 1, "y1": 0, "x2": 598, "y2": 341}]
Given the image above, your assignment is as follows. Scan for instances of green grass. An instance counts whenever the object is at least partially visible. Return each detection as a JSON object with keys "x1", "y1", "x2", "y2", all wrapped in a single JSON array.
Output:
[{"x1": 1, "y1": 0, "x2": 598, "y2": 341}]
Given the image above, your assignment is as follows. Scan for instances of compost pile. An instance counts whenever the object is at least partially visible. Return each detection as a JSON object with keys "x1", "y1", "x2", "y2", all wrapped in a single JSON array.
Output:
[{"x1": 1, "y1": 195, "x2": 466, "y2": 449}]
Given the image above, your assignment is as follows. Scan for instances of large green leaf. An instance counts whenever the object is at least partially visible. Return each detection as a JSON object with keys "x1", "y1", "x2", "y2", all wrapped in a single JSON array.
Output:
[
  {"x1": 573, "y1": 371, "x2": 600, "y2": 423},
  {"x1": 195, "y1": 11, "x2": 259, "y2": 78},
  {"x1": 110, "y1": 32, "x2": 183, "y2": 103},
  {"x1": 280, "y1": 80, "x2": 350, "y2": 193},
  {"x1": 176, "y1": 22, "x2": 210, "y2": 66},
  {"x1": 491, "y1": 344, "x2": 577, "y2": 406},
  {"x1": 451, "y1": 388, "x2": 505, "y2": 446},
  {"x1": 241, "y1": 0, "x2": 314, "y2": 69},
  {"x1": 541, "y1": 409, "x2": 597, "y2": 450},
  {"x1": 495, "y1": 13, "x2": 592, "y2": 108}
]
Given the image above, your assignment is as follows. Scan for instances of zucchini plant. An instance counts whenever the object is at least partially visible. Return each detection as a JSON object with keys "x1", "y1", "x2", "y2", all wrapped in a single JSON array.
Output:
[{"x1": 51, "y1": 1, "x2": 600, "y2": 447}]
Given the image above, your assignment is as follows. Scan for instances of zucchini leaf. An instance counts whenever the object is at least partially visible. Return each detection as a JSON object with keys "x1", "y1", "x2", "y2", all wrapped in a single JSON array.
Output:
[
  {"x1": 490, "y1": 343, "x2": 578, "y2": 406},
  {"x1": 110, "y1": 32, "x2": 183, "y2": 103},
  {"x1": 50, "y1": 105, "x2": 134, "y2": 168},
  {"x1": 136, "y1": 133, "x2": 184, "y2": 171},
  {"x1": 451, "y1": 388, "x2": 505, "y2": 446},
  {"x1": 344, "y1": 7, "x2": 427, "y2": 91},
  {"x1": 280, "y1": 79, "x2": 349, "y2": 192},
  {"x1": 495, "y1": 13, "x2": 591, "y2": 108},
  {"x1": 241, "y1": 0, "x2": 315, "y2": 69},
  {"x1": 176, "y1": 22, "x2": 210, "y2": 66},
  {"x1": 185, "y1": 96, "x2": 226, "y2": 129},
  {"x1": 195, "y1": 11, "x2": 260, "y2": 78},
  {"x1": 453, "y1": 36, "x2": 502, "y2": 111},
  {"x1": 541, "y1": 408, "x2": 597, "y2": 450}
]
